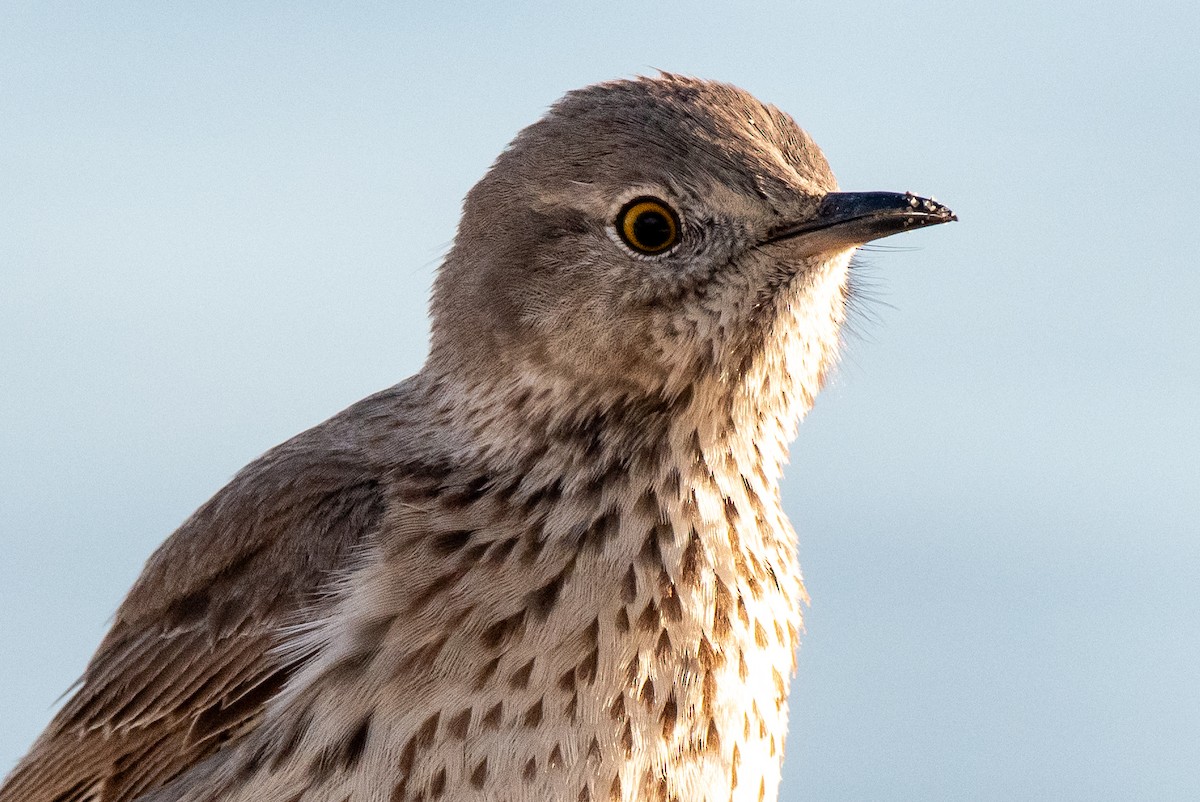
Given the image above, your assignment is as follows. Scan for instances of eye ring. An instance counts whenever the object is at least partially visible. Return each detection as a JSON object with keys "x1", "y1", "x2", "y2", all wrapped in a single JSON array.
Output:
[{"x1": 616, "y1": 197, "x2": 681, "y2": 255}]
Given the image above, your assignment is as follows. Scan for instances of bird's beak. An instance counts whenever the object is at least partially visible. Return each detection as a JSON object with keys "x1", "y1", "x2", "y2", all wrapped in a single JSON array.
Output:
[{"x1": 765, "y1": 191, "x2": 957, "y2": 251}]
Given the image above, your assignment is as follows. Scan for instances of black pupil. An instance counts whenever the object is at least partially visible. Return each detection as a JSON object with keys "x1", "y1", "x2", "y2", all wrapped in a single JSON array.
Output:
[{"x1": 633, "y1": 210, "x2": 672, "y2": 250}]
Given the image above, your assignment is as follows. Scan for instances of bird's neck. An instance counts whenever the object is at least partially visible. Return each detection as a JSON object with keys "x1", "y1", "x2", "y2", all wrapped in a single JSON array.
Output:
[{"x1": 420, "y1": 255, "x2": 849, "y2": 489}]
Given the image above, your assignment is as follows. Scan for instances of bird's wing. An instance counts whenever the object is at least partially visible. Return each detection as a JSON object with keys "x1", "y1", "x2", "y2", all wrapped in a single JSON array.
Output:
[{"x1": 0, "y1": 429, "x2": 388, "y2": 802}]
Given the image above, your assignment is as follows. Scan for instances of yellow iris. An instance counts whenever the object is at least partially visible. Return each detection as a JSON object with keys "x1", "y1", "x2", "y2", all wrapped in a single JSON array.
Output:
[{"x1": 617, "y1": 197, "x2": 680, "y2": 254}]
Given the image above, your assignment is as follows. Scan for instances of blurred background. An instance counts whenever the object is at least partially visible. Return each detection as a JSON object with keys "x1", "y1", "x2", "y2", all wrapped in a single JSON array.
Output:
[{"x1": 2, "y1": 2, "x2": 1197, "y2": 799}]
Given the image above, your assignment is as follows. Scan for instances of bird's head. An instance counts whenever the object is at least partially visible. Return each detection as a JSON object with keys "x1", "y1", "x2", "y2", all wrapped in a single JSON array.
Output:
[{"x1": 429, "y1": 75, "x2": 954, "y2": 423}]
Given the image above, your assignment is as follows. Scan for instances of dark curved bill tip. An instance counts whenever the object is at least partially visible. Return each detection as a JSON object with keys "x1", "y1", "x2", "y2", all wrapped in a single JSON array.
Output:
[{"x1": 766, "y1": 191, "x2": 957, "y2": 247}]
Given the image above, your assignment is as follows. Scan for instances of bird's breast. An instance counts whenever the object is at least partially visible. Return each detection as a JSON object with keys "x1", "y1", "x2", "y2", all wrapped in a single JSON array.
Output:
[{"x1": 209, "y1": 431, "x2": 803, "y2": 802}]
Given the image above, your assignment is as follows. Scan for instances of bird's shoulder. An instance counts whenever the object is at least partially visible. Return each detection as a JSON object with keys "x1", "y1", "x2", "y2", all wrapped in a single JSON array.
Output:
[{"x1": 0, "y1": 381, "x2": 445, "y2": 802}]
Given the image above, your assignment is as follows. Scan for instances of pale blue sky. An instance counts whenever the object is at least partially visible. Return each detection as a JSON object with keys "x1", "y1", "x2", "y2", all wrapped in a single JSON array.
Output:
[{"x1": 2, "y1": 2, "x2": 1198, "y2": 799}]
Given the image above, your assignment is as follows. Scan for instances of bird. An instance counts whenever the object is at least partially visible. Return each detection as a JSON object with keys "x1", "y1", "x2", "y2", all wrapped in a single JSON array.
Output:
[{"x1": 1, "y1": 74, "x2": 955, "y2": 802}]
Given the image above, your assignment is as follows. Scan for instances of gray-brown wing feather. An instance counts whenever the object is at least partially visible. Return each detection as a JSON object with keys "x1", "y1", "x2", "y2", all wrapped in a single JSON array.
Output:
[{"x1": 0, "y1": 430, "x2": 388, "y2": 802}]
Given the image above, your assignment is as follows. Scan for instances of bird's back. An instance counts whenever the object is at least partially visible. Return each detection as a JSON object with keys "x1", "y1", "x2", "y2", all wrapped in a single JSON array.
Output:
[{"x1": 0, "y1": 385, "x2": 406, "y2": 802}]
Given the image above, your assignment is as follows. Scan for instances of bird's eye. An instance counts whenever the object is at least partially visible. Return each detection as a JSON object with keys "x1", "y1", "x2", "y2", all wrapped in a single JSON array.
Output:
[{"x1": 616, "y1": 197, "x2": 680, "y2": 255}]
